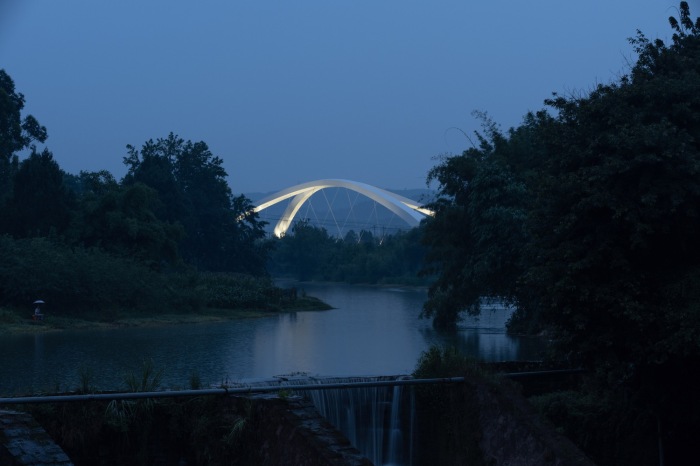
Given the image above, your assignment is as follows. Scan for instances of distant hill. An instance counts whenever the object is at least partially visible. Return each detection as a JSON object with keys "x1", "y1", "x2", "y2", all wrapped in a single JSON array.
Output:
[{"x1": 245, "y1": 187, "x2": 436, "y2": 238}]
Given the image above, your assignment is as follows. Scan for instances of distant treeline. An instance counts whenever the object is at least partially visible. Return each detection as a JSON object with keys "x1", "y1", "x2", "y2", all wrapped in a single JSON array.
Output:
[{"x1": 266, "y1": 220, "x2": 430, "y2": 285}]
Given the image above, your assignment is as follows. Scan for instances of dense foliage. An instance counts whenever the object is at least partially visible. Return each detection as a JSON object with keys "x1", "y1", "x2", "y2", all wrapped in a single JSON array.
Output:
[
  {"x1": 0, "y1": 69, "x2": 47, "y2": 203},
  {"x1": 123, "y1": 134, "x2": 269, "y2": 274},
  {"x1": 422, "y1": 3, "x2": 700, "y2": 463},
  {"x1": 0, "y1": 234, "x2": 293, "y2": 320},
  {"x1": 0, "y1": 69, "x2": 273, "y2": 316},
  {"x1": 267, "y1": 220, "x2": 429, "y2": 285},
  {"x1": 412, "y1": 347, "x2": 485, "y2": 466}
]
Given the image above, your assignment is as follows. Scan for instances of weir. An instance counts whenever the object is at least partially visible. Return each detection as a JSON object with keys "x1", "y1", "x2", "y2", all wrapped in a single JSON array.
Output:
[
  {"x1": 301, "y1": 376, "x2": 414, "y2": 466},
  {"x1": 0, "y1": 376, "x2": 459, "y2": 465},
  {"x1": 236, "y1": 375, "x2": 418, "y2": 466},
  {"x1": 233, "y1": 370, "x2": 587, "y2": 466},
  {"x1": 0, "y1": 371, "x2": 590, "y2": 465}
]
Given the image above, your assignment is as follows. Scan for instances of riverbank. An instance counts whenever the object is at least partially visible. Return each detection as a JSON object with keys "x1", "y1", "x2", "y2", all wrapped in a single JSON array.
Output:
[{"x1": 0, "y1": 296, "x2": 332, "y2": 334}]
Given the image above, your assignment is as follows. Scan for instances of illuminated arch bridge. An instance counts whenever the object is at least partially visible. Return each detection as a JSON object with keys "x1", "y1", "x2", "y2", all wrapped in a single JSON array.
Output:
[{"x1": 252, "y1": 179, "x2": 434, "y2": 238}]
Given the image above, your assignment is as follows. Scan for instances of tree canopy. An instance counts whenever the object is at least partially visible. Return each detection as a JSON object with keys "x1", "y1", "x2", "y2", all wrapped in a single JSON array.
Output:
[
  {"x1": 122, "y1": 133, "x2": 269, "y2": 274},
  {"x1": 424, "y1": 1, "x2": 700, "y2": 341},
  {"x1": 0, "y1": 70, "x2": 47, "y2": 204},
  {"x1": 1, "y1": 147, "x2": 75, "y2": 238},
  {"x1": 422, "y1": 3, "x2": 700, "y2": 460},
  {"x1": 0, "y1": 67, "x2": 272, "y2": 317},
  {"x1": 268, "y1": 220, "x2": 429, "y2": 285}
]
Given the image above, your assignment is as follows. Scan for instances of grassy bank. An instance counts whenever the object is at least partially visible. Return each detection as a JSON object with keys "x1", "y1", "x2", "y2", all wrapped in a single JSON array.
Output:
[
  {"x1": 0, "y1": 236, "x2": 333, "y2": 333},
  {"x1": 0, "y1": 296, "x2": 331, "y2": 334}
]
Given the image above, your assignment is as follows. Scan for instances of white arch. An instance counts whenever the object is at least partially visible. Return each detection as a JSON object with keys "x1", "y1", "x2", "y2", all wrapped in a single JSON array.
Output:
[{"x1": 253, "y1": 179, "x2": 434, "y2": 237}]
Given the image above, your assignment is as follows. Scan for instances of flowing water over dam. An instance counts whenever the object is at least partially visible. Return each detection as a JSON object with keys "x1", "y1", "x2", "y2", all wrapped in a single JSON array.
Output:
[
  {"x1": 239, "y1": 375, "x2": 418, "y2": 466},
  {"x1": 303, "y1": 378, "x2": 414, "y2": 466}
]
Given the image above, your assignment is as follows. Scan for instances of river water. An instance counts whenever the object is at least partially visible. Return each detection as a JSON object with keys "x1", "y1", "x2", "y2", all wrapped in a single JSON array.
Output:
[{"x1": 0, "y1": 282, "x2": 545, "y2": 396}]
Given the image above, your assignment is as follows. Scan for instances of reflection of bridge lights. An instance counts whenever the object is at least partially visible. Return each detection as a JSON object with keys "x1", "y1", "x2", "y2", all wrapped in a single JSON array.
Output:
[{"x1": 252, "y1": 179, "x2": 434, "y2": 238}]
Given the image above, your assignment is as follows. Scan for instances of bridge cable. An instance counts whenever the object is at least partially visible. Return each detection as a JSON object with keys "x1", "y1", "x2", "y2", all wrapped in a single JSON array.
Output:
[{"x1": 320, "y1": 188, "x2": 341, "y2": 237}]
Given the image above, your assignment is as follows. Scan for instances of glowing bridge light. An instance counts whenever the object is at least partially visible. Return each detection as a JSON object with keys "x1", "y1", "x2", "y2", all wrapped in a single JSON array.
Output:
[{"x1": 252, "y1": 179, "x2": 434, "y2": 238}]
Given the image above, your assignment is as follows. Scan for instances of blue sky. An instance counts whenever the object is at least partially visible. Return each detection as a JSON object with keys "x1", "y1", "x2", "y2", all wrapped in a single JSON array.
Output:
[{"x1": 0, "y1": 1, "x2": 690, "y2": 194}]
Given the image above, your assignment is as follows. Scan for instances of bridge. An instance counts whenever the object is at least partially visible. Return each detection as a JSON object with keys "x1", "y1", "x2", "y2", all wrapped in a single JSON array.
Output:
[{"x1": 252, "y1": 179, "x2": 434, "y2": 238}]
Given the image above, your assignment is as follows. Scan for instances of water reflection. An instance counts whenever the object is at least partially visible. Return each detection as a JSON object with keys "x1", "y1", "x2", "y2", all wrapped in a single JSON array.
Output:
[
  {"x1": 0, "y1": 282, "x2": 546, "y2": 395},
  {"x1": 419, "y1": 303, "x2": 541, "y2": 363}
]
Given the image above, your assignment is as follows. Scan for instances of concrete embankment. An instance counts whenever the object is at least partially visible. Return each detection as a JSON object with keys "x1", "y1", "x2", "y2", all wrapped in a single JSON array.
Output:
[
  {"x1": 1, "y1": 371, "x2": 595, "y2": 465},
  {"x1": 0, "y1": 410, "x2": 73, "y2": 466},
  {"x1": 240, "y1": 394, "x2": 372, "y2": 466},
  {"x1": 1, "y1": 393, "x2": 371, "y2": 466}
]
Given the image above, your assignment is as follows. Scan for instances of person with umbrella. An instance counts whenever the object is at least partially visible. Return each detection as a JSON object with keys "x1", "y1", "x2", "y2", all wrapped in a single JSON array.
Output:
[{"x1": 33, "y1": 300, "x2": 44, "y2": 321}]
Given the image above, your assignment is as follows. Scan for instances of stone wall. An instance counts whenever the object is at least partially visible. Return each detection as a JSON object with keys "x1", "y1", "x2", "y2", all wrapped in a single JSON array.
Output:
[
  {"x1": 0, "y1": 410, "x2": 73, "y2": 466},
  {"x1": 235, "y1": 394, "x2": 372, "y2": 466}
]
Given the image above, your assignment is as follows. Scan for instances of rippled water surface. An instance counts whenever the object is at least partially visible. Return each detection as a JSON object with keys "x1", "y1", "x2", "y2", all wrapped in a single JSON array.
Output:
[{"x1": 0, "y1": 282, "x2": 545, "y2": 395}]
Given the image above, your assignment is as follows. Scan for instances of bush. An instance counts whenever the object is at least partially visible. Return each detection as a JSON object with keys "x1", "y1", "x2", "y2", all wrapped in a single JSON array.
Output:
[
  {"x1": 529, "y1": 389, "x2": 658, "y2": 466},
  {"x1": 0, "y1": 235, "x2": 300, "y2": 320},
  {"x1": 198, "y1": 272, "x2": 278, "y2": 309},
  {"x1": 413, "y1": 345, "x2": 478, "y2": 379},
  {"x1": 0, "y1": 235, "x2": 171, "y2": 316},
  {"x1": 412, "y1": 346, "x2": 486, "y2": 466}
]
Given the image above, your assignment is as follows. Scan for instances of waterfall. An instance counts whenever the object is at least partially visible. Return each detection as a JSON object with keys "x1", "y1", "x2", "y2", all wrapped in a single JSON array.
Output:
[
  {"x1": 301, "y1": 376, "x2": 413, "y2": 466},
  {"x1": 232, "y1": 375, "x2": 415, "y2": 465},
  {"x1": 386, "y1": 385, "x2": 403, "y2": 465}
]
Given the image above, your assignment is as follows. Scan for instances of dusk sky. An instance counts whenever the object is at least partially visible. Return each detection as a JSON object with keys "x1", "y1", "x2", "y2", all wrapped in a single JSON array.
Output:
[{"x1": 1, "y1": 1, "x2": 690, "y2": 195}]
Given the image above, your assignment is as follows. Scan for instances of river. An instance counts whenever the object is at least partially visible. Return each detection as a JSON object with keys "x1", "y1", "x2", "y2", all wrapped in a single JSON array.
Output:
[{"x1": 0, "y1": 282, "x2": 545, "y2": 396}]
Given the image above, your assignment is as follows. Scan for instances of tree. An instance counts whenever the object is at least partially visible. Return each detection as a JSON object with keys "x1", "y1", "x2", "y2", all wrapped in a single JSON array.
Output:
[
  {"x1": 421, "y1": 113, "x2": 542, "y2": 328},
  {"x1": 1, "y1": 147, "x2": 74, "y2": 238},
  {"x1": 272, "y1": 220, "x2": 333, "y2": 281},
  {"x1": 72, "y1": 171, "x2": 183, "y2": 269},
  {"x1": 523, "y1": 22, "x2": 700, "y2": 367},
  {"x1": 222, "y1": 194, "x2": 270, "y2": 275},
  {"x1": 422, "y1": 4, "x2": 700, "y2": 460},
  {"x1": 268, "y1": 222, "x2": 428, "y2": 284},
  {"x1": 123, "y1": 135, "x2": 185, "y2": 223},
  {"x1": 0, "y1": 69, "x2": 47, "y2": 202},
  {"x1": 424, "y1": 3, "x2": 700, "y2": 339},
  {"x1": 523, "y1": 6, "x2": 700, "y2": 460},
  {"x1": 123, "y1": 133, "x2": 269, "y2": 274}
]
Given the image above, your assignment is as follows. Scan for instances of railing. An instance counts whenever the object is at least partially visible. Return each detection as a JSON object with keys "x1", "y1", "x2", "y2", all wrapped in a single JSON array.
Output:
[{"x1": 0, "y1": 369, "x2": 585, "y2": 405}]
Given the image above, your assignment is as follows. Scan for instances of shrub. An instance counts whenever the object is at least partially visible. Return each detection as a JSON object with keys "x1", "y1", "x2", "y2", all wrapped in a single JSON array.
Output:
[{"x1": 0, "y1": 235, "x2": 168, "y2": 316}]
